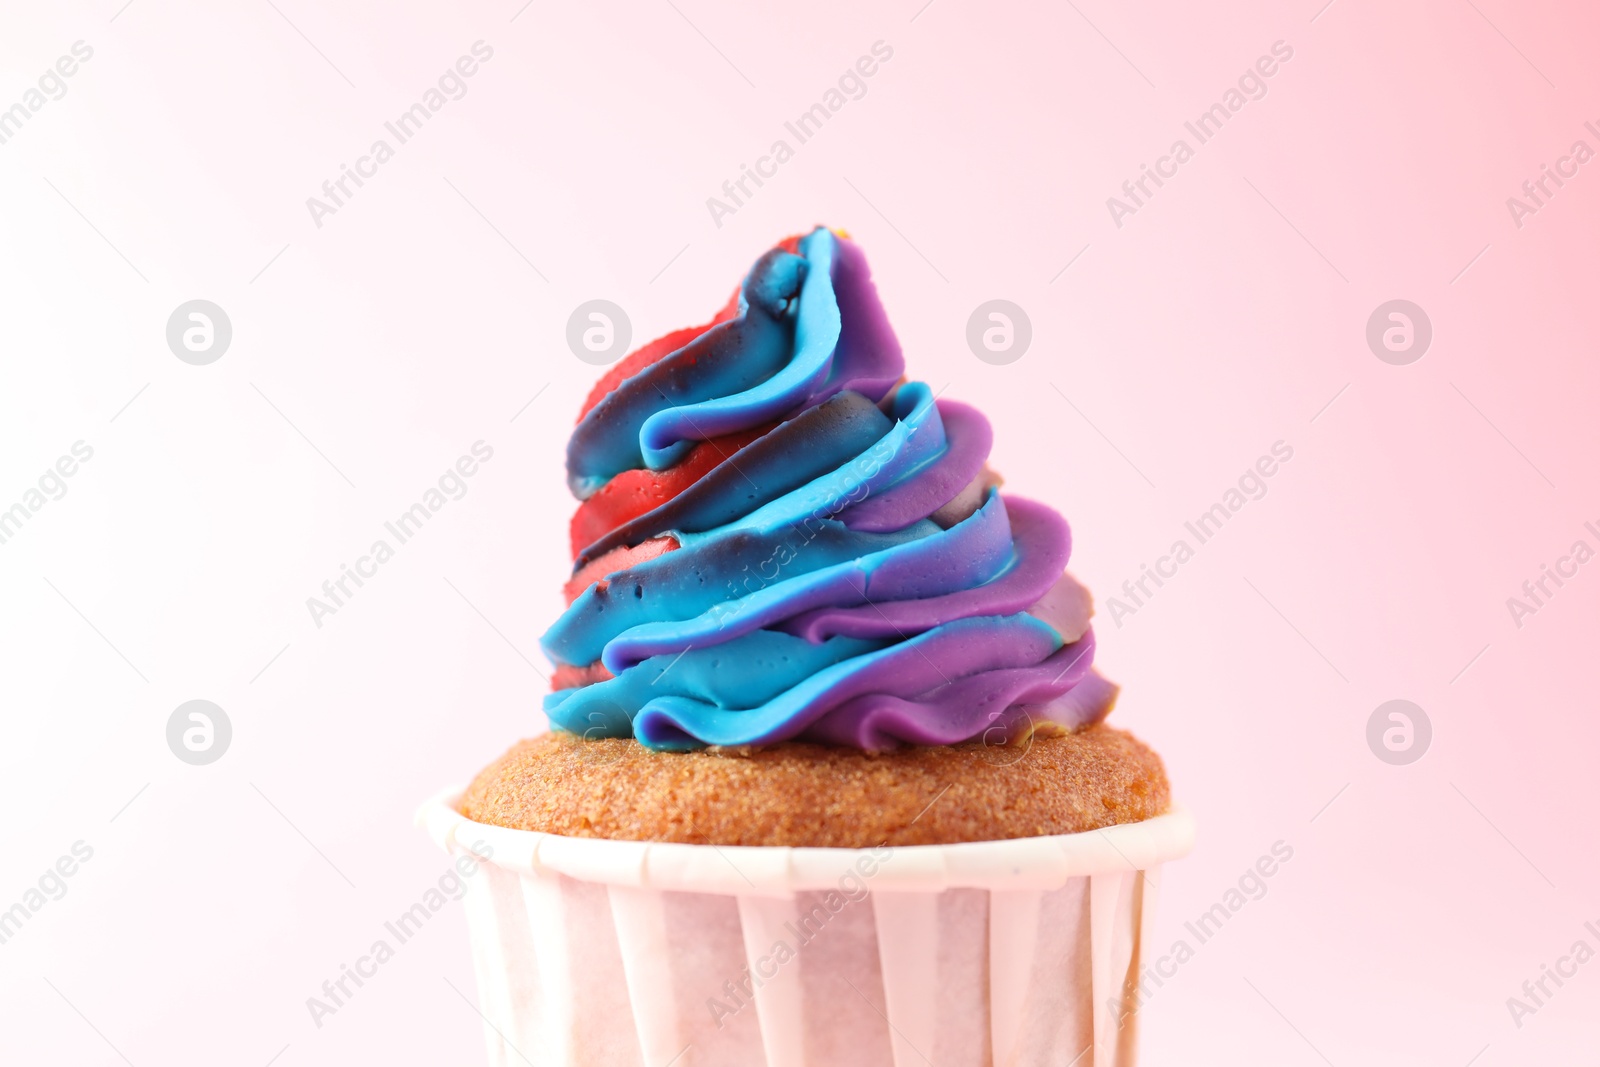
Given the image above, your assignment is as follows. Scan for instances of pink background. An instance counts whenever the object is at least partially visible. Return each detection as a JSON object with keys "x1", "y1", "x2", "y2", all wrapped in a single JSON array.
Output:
[{"x1": 2, "y1": 0, "x2": 1597, "y2": 1062}]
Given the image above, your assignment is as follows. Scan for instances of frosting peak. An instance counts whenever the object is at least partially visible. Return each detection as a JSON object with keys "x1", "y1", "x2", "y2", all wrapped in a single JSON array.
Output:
[{"x1": 543, "y1": 227, "x2": 1117, "y2": 751}]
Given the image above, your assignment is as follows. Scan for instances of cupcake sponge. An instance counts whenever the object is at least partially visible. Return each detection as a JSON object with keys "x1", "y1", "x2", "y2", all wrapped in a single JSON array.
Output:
[{"x1": 459, "y1": 725, "x2": 1169, "y2": 847}]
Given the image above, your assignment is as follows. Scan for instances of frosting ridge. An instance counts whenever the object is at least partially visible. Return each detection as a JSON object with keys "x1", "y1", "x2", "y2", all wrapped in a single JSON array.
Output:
[{"x1": 544, "y1": 226, "x2": 1116, "y2": 750}]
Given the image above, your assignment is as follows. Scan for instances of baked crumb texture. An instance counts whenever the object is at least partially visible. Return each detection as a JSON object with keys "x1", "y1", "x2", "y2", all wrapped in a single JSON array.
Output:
[{"x1": 457, "y1": 725, "x2": 1170, "y2": 848}]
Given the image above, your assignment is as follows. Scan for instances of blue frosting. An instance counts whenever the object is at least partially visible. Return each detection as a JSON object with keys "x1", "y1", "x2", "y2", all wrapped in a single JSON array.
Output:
[{"x1": 545, "y1": 228, "x2": 1114, "y2": 750}]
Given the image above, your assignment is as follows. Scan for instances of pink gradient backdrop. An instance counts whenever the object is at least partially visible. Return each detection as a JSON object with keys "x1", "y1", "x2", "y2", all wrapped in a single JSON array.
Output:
[{"x1": 1, "y1": 0, "x2": 1596, "y2": 1063}]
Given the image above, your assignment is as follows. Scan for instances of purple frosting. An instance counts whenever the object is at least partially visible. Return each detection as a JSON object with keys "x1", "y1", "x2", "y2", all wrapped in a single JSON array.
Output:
[{"x1": 544, "y1": 227, "x2": 1117, "y2": 751}]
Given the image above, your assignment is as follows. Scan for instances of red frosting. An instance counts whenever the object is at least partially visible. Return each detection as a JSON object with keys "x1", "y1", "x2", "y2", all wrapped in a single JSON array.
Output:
[
  {"x1": 566, "y1": 233, "x2": 810, "y2": 559},
  {"x1": 575, "y1": 234, "x2": 807, "y2": 424},
  {"x1": 558, "y1": 231, "x2": 819, "y2": 683},
  {"x1": 562, "y1": 535, "x2": 680, "y2": 605},
  {"x1": 568, "y1": 423, "x2": 773, "y2": 559}
]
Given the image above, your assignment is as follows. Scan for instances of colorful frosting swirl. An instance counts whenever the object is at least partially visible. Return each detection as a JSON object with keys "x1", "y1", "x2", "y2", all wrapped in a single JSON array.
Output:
[{"x1": 543, "y1": 227, "x2": 1118, "y2": 751}]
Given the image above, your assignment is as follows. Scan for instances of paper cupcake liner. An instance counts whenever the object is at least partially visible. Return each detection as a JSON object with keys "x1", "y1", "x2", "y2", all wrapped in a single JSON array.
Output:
[{"x1": 418, "y1": 788, "x2": 1194, "y2": 1067}]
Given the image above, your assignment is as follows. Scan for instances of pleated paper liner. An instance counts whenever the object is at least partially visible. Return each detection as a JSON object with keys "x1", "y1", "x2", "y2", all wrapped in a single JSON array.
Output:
[{"x1": 418, "y1": 787, "x2": 1194, "y2": 1067}]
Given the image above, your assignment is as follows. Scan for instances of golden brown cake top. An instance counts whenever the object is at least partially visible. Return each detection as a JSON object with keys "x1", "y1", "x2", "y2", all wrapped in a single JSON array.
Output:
[{"x1": 458, "y1": 726, "x2": 1169, "y2": 848}]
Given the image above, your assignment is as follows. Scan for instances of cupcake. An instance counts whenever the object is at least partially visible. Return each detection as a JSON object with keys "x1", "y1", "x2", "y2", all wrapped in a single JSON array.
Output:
[{"x1": 420, "y1": 227, "x2": 1192, "y2": 1067}]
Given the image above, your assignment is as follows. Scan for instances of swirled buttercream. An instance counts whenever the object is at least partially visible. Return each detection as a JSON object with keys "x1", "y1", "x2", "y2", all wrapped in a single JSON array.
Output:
[{"x1": 543, "y1": 227, "x2": 1117, "y2": 750}]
